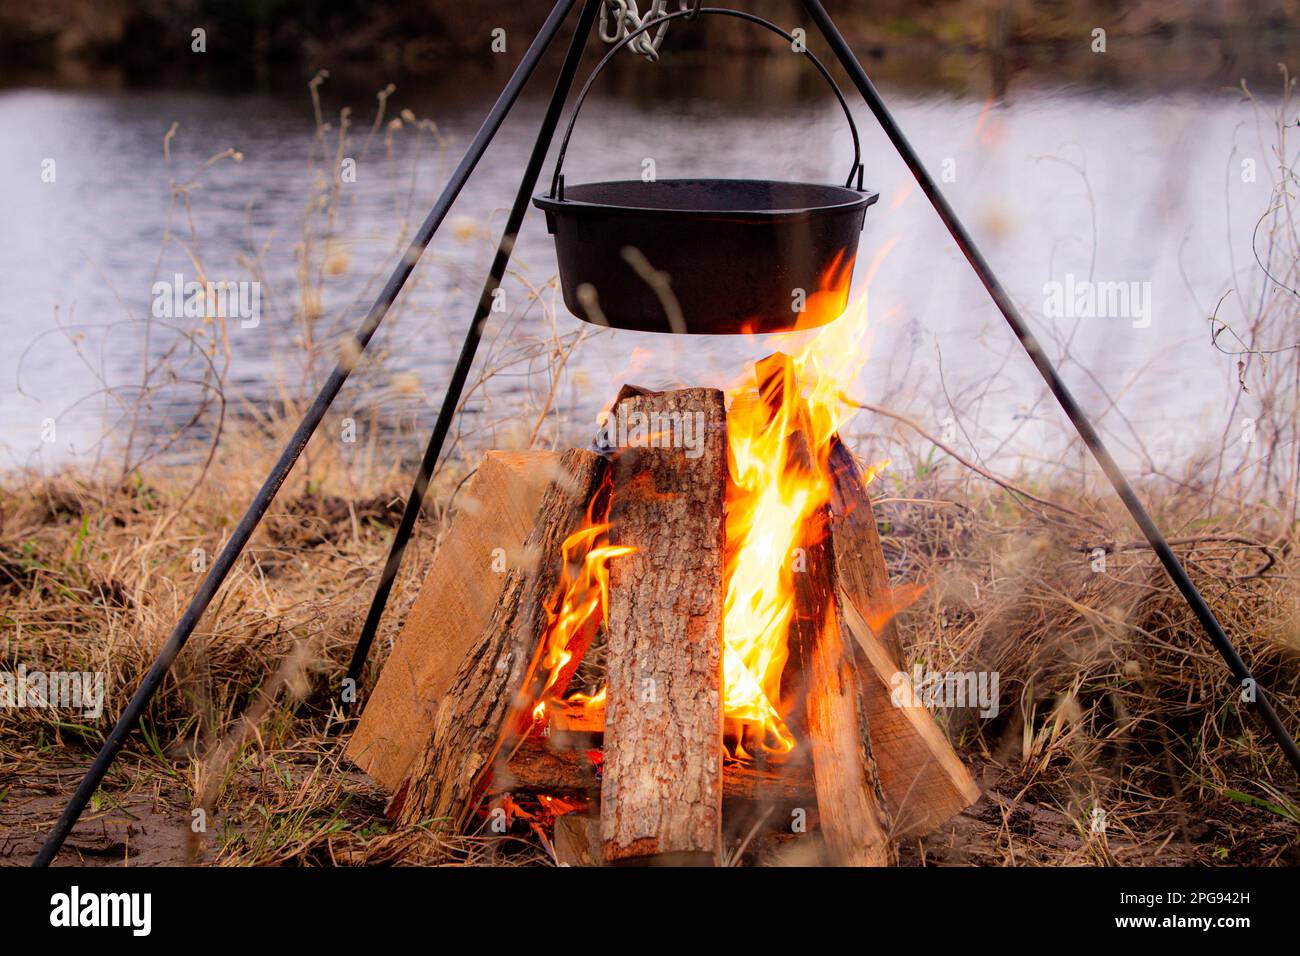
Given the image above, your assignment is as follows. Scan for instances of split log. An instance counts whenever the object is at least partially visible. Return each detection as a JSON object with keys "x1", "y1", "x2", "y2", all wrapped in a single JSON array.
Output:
[
  {"x1": 347, "y1": 450, "x2": 559, "y2": 791},
  {"x1": 394, "y1": 449, "x2": 608, "y2": 830},
  {"x1": 601, "y1": 387, "x2": 727, "y2": 865},
  {"x1": 790, "y1": 505, "x2": 892, "y2": 866},
  {"x1": 829, "y1": 439, "x2": 981, "y2": 836},
  {"x1": 837, "y1": 592, "x2": 982, "y2": 837},
  {"x1": 810, "y1": 587, "x2": 893, "y2": 864},
  {"x1": 827, "y1": 439, "x2": 904, "y2": 663}
]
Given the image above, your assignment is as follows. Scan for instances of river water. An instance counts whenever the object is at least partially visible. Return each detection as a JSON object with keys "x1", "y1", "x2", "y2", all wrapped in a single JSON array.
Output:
[{"x1": 0, "y1": 47, "x2": 1291, "y2": 476}]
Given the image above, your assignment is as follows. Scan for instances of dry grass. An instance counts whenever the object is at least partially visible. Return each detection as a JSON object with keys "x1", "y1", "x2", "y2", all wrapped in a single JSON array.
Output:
[
  {"x1": 872, "y1": 461, "x2": 1300, "y2": 866},
  {"x1": 2, "y1": 420, "x2": 1297, "y2": 866},
  {"x1": 0, "y1": 410, "x2": 573, "y2": 865}
]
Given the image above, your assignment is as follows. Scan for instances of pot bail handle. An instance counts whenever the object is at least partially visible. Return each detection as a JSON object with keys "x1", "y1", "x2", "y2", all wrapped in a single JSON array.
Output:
[{"x1": 547, "y1": 6, "x2": 865, "y2": 199}]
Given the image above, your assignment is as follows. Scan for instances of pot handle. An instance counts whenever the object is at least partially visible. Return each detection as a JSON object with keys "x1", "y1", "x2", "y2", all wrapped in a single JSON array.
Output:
[{"x1": 547, "y1": 6, "x2": 865, "y2": 199}]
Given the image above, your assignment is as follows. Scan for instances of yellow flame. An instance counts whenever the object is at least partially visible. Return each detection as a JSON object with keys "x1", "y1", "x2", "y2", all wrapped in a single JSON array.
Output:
[
  {"x1": 719, "y1": 243, "x2": 892, "y2": 757},
  {"x1": 531, "y1": 242, "x2": 895, "y2": 759},
  {"x1": 532, "y1": 518, "x2": 634, "y2": 726}
]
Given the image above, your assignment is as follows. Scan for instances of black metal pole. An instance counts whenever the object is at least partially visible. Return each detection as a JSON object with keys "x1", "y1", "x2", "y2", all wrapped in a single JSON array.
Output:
[
  {"x1": 343, "y1": 0, "x2": 603, "y2": 705},
  {"x1": 32, "y1": 0, "x2": 580, "y2": 868},
  {"x1": 800, "y1": 0, "x2": 1300, "y2": 774}
]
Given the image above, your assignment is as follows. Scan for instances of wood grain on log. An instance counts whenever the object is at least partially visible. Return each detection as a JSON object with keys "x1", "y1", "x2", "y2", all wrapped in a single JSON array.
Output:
[
  {"x1": 348, "y1": 451, "x2": 559, "y2": 791},
  {"x1": 828, "y1": 439, "x2": 981, "y2": 836},
  {"x1": 394, "y1": 449, "x2": 608, "y2": 830},
  {"x1": 838, "y1": 592, "x2": 982, "y2": 837},
  {"x1": 828, "y1": 438, "x2": 904, "y2": 663},
  {"x1": 789, "y1": 504, "x2": 891, "y2": 866},
  {"x1": 601, "y1": 387, "x2": 727, "y2": 865}
]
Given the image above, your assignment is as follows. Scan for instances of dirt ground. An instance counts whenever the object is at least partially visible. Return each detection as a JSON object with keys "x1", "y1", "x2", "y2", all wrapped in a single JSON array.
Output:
[{"x1": 5, "y1": 748, "x2": 1296, "y2": 867}]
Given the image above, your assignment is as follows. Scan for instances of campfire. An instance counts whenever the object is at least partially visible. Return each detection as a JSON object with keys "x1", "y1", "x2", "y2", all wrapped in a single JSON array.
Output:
[{"x1": 346, "y1": 291, "x2": 978, "y2": 866}]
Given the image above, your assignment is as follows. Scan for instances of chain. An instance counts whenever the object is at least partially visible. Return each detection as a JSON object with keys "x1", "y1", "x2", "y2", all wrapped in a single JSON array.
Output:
[{"x1": 598, "y1": 0, "x2": 694, "y2": 61}]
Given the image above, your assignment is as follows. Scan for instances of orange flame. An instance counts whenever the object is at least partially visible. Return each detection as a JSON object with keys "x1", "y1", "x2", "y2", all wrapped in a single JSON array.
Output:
[
  {"x1": 719, "y1": 247, "x2": 889, "y2": 757},
  {"x1": 531, "y1": 503, "x2": 634, "y2": 727},
  {"x1": 532, "y1": 244, "x2": 894, "y2": 760}
]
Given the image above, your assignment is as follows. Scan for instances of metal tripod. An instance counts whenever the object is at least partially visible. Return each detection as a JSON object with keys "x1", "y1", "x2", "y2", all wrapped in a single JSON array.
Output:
[{"x1": 34, "y1": 0, "x2": 1299, "y2": 867}]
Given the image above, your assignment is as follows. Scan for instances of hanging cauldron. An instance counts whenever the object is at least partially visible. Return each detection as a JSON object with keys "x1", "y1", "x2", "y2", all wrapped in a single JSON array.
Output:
[{"x1": 533, "y1": 8, "x2": 879, "y2": 335}]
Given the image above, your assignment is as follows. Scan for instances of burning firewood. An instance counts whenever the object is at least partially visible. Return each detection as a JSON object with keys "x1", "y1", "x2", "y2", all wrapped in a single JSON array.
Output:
[
  {"x1": 601, "y1": 387, "x2": 728, "y2": 865},
  {"x1": 827, "y1": 439, "x2": 905, "y2": 663},
  {"x1": 502, "y1": 737, "x2": 814, "y2": 806},
  {"x1": 739, "y1": 352, "x2": 888, "y2": 866},
  {"x1": 779, "y1": 501, "x2": 887, "y2": 866},
  {"x1": 392, "y1": 449, "x2": 609, "y2": 830},
  {"x1": 347, "y1": 451, "x2": 559, "y2": 791},
  {"x1": 368, "y1": 352, "x2": 976, "y2": 865}
]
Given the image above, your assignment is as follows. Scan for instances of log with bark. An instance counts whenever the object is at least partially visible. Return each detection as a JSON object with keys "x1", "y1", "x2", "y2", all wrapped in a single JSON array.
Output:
[{"x1": 600, "y1": 387, "x2": 727, "y2": 865}]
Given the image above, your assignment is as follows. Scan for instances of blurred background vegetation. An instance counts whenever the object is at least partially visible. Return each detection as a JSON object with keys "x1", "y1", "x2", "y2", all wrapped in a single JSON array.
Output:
[{"x1": 2, "y1": 0, "x2": 1297, "y2": 93}]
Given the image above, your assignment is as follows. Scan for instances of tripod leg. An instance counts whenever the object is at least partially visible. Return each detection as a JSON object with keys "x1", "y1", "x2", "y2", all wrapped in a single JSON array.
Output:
[
  {"x1": 342, "y1": 0, "x2": 602, "y2": 705},
  {"x1": 31, "y1": 0, "x2": 583, "y2": 868},
  {"x1": 800, "y1": 0, "x2": 1300, "y2": 774}
]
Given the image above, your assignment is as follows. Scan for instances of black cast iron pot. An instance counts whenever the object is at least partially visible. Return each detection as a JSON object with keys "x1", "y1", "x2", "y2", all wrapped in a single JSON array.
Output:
[{"x1": 533, "y1": 8, "x2": 880, "y2": 335}]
